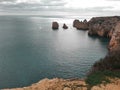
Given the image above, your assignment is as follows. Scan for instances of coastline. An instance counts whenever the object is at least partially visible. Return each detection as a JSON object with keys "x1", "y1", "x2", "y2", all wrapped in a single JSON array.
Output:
[
  {"x1": 3, "y1": 78, "x2": 120, "y2": 90},
  {"x1": 3, "y1": 16, "x2": 120, "y2": 90}
]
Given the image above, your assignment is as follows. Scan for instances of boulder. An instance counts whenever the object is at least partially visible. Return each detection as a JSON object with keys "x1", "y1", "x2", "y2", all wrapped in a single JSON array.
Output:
[
  {"x1": 52, "y1": 22, "x2": 59, "y2": 30},
  {"x1": 63, "y1": 24, "x2": 68, "y2": 29}
]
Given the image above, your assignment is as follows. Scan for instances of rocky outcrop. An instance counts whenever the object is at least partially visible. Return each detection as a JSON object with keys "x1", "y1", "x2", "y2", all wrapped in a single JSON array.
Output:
[
  {"x1": 4, "y1": 78, "x2": 87, "y2": 90},
  {"x1": 91, "y1": 78, "x2": 120, "y2": 90},
  {"x1": 108, "y1": 22, "x2": 120, "y2": 52},
  {"x1": 3, "y1": 78, "x2": 120, "y2": 90},
  {"x1": 73, "y1": 19, "x2": 89, "y2": 30},
  {"x1": 63, "y1": 24, "x2": 68, "y2": 29},
  {"x1": 52, "y1": 22, "x2": 59, "y2": 30},
  {"x1": 88, "y1": 16, "x2": 120, "y2": 37},
  {"x1": 87, "y1": 16, "x2": 120, "y2": 52}
]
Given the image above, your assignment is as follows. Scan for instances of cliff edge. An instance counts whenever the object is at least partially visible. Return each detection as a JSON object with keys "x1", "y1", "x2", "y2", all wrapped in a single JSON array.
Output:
[
  {"x1": 3, "y1": 78, "x2": 120, "y2": 90},
  {"x1": 88, "y1": 16, "x2": 120, "y2": 38},
  {"x1": 108, "y1": 22, "x2": 120, "y2": 52}
]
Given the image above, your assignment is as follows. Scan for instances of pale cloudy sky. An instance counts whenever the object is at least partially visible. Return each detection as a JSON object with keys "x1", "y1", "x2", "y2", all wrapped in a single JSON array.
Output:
[{"x1": 0, "y1": 0, "x2": 120, "y2": 16}]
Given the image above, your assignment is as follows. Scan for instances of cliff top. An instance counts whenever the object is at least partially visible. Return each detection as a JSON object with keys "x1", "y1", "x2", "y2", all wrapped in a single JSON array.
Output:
[{"x1": 3, "y1": 77, "x2": 120, "y2": 90}]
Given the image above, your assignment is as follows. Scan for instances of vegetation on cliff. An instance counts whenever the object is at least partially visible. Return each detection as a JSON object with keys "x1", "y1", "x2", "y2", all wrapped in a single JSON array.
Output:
[{"x1": 86, "y1": 49, "x2": 120, "y2": 87}]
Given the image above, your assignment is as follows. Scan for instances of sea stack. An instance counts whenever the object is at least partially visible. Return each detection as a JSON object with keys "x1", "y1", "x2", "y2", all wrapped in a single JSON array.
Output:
[
  {"x1": 73, "y1": 19, "x2": 89, "y2": 30},
  {"x1": 52, "y1": 22, "x2": 59, "y2": 30},
  {"x1": 63, "y1": 23, "x2": 68, "y2": 29}
]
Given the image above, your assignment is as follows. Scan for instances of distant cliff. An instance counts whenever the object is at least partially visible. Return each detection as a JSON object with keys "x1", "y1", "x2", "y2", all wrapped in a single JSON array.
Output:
[
  {"x1": 88, "y1": 16, "x2": 120, "y2": 38},
  {"x1": 73, "y1": 16, "x2": 120, "y2": 51},
  {"x1": 87, "y1": 16, "x2": 120, "y2": 52}
]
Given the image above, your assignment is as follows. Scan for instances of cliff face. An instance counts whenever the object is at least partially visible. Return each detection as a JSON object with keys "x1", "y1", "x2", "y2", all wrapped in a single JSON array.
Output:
[
  {"x1": 88, "y1": 16, "x2": 120, "y2": 52},
  {"x1": 88, "y1": 16, "x2": 120, "y2": 38},
  {"x1": 108, "y1": 22, "x2": 120, "y2": 52}
]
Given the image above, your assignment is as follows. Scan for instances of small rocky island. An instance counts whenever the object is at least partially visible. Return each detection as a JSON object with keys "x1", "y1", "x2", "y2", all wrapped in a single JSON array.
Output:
[
  {"x1": 52, "y1": 22, "x2": 59, "y2": 30},
  {"x1": 4, "y1": 16, "x2": 120, "y2": 90},
  {"x1": 63, "y1": 23, "x2": 68, "y2": 29}
]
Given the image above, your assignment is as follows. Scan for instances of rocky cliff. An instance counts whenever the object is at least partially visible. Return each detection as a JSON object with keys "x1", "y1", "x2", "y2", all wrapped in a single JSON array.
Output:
[
  {"x1": 87, "y1": 16, "x2": 120, "y2": 52},
  {"x1": 3, "y1": 78, "x2": 120, "y2": 90},
  {"x1": 108, "y1": 22, "x2": 120, "y2": 52},
  {"x1": 88, "y1": 16, "x2": 120, "y2": 38},
  {"x1": 3, "y1": 78, "x2": 87, "y2": 90}
]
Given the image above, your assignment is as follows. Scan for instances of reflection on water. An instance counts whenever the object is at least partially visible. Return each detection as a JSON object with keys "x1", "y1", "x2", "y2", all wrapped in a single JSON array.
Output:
[{"x1": 0, "y1": 16, "x2": 109, "y2": 89}]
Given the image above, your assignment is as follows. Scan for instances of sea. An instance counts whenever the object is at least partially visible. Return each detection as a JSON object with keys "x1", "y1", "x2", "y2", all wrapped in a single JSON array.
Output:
[{"x1": 0, "y1": 15, "x2": 109, "y2": 89}]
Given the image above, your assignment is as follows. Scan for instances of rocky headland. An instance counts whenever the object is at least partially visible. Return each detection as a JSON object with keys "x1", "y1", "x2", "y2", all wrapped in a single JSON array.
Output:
[
  {"x1": 87, "y1": 16, "x2": 120, "y2": 52},
  {"x1": 4, "y1": 16, "x2": 120, "y2": 90},
  {"x1": 88, "y1": 16, "x2": 120, "y2": 38},
  {"x1": 73, "y1": 16, "x2": 120, "y2": 52}
]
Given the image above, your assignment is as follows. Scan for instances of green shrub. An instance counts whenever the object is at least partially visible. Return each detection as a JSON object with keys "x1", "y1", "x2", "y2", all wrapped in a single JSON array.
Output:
[
  {"x1": 92, "y1": 50, "x2": 120, "y2": 71},
  {"x1": 86, "y1": 49, "x2": 120, "y2": 87},
  {"x1": 86, "y1": 70, "x2": 120, "y2": 86}
]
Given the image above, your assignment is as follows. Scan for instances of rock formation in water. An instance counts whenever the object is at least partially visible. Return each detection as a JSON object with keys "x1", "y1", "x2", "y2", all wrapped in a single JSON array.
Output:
[
  {"x1": 63, "y1": 23, "x2": 68, "y2": 29},
  {"x1": 73, "y1": 19, "x2": 89, "y2": 30},
  {"x1": 88, "y1": 16, "x2": 120, "y2": 38},
  {"x1": 52, "y1": 22, "x2": 59, "y2": 30}
]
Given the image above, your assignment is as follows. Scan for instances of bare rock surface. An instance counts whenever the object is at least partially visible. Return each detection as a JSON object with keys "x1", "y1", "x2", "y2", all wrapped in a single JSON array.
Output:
[
  {"x1": 3, "y1": 78, "x2": 120, "y2": 90},
  {"x1": 3, "y1": 78, "x2": 87, "y2": 90},
  {"x1": 108, "y1": 22, "x2": 120, "y2": 52}
]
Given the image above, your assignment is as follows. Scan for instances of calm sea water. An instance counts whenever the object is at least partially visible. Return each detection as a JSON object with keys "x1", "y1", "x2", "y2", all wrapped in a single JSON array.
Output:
[{"x1": 0, "y1": 15, "x2": 109, "y2": 89}]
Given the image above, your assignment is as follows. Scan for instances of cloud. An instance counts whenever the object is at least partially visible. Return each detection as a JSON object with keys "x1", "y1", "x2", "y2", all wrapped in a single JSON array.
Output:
[
  {"x1": 0, "y1": 0, "x2": 119, "y2": 16},
  {"x1": 106, "y1": 0, "x2": 120, "y2": 1},
  {"x1": 0, "y1": 0, "x2": 68, "y2": 14},
  {"x1": 0, "y1": 0, "x2": 16, "y2": 2}
]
